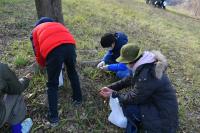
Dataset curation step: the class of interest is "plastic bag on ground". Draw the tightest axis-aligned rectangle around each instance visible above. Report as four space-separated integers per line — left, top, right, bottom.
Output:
59 64 64 87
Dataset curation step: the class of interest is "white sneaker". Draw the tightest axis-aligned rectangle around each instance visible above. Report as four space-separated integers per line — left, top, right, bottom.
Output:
21 118 33 133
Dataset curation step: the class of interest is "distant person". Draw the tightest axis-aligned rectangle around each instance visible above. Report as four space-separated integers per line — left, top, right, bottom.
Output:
97 32 131 79
30 17 82 126
0 62 32 133
146 0 166 9
99 43 178 133
155 0 166 9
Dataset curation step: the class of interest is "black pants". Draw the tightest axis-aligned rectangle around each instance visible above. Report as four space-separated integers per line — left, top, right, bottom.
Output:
46 44 82 118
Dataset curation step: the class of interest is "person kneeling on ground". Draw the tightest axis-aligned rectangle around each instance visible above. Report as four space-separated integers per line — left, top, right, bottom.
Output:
0 62 32 133
30 17 82 126
99 43 178 133
97 32 132 79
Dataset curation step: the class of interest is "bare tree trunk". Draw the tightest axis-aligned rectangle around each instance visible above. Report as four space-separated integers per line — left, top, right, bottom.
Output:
35 0 64 23
194 0 200 17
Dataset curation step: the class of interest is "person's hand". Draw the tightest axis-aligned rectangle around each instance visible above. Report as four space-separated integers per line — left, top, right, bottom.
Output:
25 73 32 80
97 61 105 69
99 87 113 98
100 65 108 71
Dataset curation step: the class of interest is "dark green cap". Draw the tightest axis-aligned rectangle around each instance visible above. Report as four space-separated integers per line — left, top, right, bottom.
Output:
116 43 141 63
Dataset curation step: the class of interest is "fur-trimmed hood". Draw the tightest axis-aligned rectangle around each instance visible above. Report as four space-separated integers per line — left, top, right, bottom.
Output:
151 50 168 79
132 50 168 79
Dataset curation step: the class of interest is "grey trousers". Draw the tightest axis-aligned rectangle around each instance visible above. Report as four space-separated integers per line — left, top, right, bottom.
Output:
0 95 26 127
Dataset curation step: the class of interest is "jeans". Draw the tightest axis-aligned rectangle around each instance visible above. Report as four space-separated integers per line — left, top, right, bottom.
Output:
122 105 141 133
46 44 82 119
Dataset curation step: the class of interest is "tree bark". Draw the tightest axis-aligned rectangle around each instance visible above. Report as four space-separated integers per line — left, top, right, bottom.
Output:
194 0 200 17
34 0 64 23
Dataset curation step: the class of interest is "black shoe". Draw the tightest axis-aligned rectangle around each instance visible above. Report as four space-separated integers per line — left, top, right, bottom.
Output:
47 114 59 127
72 100 82 106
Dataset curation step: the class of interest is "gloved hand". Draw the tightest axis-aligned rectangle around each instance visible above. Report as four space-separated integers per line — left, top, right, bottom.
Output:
25 73 32 80
97 61 105 69
100 65 108 71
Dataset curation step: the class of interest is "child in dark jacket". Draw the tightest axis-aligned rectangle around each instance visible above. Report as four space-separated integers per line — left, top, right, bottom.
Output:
97 32 131 79
30 17 82 126
0 62 32 133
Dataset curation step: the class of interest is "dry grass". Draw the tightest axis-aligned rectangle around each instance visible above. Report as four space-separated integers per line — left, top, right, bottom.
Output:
0 0 200 132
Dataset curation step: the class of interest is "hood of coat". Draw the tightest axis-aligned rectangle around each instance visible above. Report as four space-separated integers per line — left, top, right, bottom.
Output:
132 50 168 79
112 32 128 52
151 50 168 79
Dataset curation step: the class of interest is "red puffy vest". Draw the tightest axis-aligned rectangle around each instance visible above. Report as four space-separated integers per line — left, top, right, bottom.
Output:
32 22 76 67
